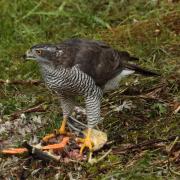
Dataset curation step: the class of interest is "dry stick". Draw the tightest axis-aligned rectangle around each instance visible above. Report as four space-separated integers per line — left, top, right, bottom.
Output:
112 140 165 154
174 104 180 114
102 82 168 108
120 93 166 103
112 136 180 154
0 79 42 86
10 102 46 120
169 166 180 176
167 136 180 176
88 149 112 165
167 136 179 153
151 145 180 167
125 150 148 168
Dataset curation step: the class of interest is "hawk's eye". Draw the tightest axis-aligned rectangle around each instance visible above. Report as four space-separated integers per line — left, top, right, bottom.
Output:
36 50 42 55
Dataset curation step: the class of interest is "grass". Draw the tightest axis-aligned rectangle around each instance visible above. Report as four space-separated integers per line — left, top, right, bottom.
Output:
0 0 180 179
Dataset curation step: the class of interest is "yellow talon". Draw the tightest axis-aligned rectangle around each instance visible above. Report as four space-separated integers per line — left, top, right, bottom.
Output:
42 133 56 142
79 128 94 154
42 116 68 142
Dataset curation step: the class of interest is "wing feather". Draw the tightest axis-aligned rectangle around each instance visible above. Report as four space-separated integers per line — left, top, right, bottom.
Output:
54 39 158 87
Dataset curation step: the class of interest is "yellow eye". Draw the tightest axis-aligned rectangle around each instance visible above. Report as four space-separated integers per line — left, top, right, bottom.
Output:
36 50 42 55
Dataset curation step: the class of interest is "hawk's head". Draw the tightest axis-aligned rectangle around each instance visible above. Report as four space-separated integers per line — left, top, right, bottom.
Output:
24 44 63 64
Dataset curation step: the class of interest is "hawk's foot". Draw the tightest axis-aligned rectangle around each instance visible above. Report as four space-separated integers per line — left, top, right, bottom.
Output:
42 133 56 142
78 128 94 154
42 117 68 142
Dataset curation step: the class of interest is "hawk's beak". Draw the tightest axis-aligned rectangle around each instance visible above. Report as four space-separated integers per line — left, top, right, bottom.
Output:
23 50 36 61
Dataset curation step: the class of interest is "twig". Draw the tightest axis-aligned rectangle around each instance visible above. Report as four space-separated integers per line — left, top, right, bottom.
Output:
112 139 166 154
152 156 179 166
88 149 112 164
167 136 179 153
169 166 180 176
119 94 166 103
96 149 112 162
174 104 180 114
0 79 42 86
125 150 147 168
167 136 180 176
10 102 46 120
102 82 168 108
113 136 180 155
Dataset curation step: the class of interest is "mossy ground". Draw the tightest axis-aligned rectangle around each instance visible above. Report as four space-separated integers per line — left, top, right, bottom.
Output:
0 0 179 179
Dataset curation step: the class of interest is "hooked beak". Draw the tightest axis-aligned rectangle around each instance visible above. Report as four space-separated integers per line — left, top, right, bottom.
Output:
23 50 36 61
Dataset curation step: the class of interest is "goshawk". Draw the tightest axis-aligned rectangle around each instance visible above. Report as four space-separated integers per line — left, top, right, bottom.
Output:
25 39 159 154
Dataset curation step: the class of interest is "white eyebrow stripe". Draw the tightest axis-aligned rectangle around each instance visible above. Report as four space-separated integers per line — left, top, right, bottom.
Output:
46 47 56 51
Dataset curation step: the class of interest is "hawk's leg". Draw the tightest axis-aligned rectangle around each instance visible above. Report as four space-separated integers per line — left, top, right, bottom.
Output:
78 94 101 154
42 95 75 142
59 115 67 134
59 94 76 134
42 116 68 142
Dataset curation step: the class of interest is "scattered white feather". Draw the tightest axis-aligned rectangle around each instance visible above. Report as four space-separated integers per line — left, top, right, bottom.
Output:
20 113 26 119
112 100 135 112
0 114 46 148
32 115 42 124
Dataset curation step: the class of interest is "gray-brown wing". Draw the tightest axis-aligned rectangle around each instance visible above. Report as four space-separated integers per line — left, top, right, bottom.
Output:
54 39 137 86
53 39 158 86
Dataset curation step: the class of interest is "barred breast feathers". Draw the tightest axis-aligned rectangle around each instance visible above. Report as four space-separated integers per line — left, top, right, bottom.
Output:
39 63 103 98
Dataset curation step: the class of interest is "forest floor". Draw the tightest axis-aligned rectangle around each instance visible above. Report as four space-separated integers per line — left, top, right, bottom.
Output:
0 0 180 179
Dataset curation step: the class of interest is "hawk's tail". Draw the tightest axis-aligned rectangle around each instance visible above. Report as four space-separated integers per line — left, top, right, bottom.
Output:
125 63 160 76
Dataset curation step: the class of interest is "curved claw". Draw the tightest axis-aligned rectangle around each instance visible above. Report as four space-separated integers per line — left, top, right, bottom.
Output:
59 127 67 135
42 133 56 142
42 117 68 142
78 128 94 154
79 137 93 154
